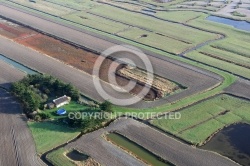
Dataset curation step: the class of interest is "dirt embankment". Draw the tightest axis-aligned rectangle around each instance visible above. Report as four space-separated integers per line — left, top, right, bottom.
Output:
0 17 159 100
117 66 181 99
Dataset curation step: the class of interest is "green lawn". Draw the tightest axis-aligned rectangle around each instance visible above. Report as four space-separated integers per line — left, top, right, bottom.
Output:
151 94 250 145
28 122 80 154
44 101 91 119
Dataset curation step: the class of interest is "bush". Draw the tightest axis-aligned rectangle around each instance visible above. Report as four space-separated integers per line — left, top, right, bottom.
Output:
34 115 42 121
100 100 113 113
38 112 51 120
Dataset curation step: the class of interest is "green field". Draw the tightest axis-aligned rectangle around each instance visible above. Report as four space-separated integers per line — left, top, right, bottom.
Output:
156 11 204 23
151 94 250 145
63 12 128 34
197 46 250 68
185 14 250 78
187 51 250 79
28 122 80 154
6 0 218 54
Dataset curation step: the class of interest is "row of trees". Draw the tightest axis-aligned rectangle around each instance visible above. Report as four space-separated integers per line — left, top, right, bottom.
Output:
21 74 79 100
11 74 80 113
11 82 42 113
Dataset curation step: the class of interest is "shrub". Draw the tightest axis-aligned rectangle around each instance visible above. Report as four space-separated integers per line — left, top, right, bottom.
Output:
100 100 113 113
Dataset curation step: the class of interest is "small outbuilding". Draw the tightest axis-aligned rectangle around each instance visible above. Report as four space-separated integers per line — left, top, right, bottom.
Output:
47 102 55 109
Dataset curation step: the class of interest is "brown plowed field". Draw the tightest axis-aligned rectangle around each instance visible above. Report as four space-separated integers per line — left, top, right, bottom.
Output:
0 4 222 108
0 88 45 166
224 78 250 100
0 19 157 100
0 60 26 89
65 118 238 166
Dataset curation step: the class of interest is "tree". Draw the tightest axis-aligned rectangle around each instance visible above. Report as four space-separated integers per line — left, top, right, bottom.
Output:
11 82 26 96
100 100 113 112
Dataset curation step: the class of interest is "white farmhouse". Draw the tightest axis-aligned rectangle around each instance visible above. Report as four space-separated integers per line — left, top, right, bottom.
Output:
53 95 71 108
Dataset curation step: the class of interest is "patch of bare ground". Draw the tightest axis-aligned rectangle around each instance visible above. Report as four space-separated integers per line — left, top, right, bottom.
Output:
84 158 100 166
224 78 250 99
65 118 238 166
0 60 26 89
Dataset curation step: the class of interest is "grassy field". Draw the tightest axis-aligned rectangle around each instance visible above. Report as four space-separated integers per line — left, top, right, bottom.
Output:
184 14 250 79
187 51 250 79
118 28 192 54
151 94 250 145
197 46 250 68
44 101 91 119
156 11 204 23
8 0 74 16
89 5 218 43
8 0 219 54
63 12 128 34
46 148 76 166
28 122 80 154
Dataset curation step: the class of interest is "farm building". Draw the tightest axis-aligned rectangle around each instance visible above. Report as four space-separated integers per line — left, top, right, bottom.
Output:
53 95 71 108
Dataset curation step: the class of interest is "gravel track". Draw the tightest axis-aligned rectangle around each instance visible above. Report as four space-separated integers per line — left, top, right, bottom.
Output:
0 88 45 166
65 118 239 166
0 60 26 89
0 4 221 108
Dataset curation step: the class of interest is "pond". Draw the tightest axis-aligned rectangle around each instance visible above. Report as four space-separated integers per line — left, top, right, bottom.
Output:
206 16 250 32
66 150 88 161
201 123 250 166
107 133 173 166
0 54 37 74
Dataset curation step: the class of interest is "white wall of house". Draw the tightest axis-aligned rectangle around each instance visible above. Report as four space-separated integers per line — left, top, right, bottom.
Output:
56 101 69 108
